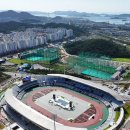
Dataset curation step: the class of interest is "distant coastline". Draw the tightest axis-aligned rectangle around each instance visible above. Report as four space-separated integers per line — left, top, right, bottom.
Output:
30 11 130 25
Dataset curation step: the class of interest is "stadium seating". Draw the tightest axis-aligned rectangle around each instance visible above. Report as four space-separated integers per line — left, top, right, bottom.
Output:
73 106 96 123
15 76 123 109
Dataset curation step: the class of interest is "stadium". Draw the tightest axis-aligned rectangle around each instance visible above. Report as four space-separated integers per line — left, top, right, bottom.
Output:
4 74 125 130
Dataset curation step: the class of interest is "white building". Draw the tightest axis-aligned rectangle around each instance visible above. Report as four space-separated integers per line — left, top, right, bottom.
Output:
0 28 73 55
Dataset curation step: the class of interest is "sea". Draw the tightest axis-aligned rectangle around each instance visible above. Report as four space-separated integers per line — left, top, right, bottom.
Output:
31 12 130 25
82 16 130 25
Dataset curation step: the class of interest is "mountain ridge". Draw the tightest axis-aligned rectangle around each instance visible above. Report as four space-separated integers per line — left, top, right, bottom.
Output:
0 10 46 23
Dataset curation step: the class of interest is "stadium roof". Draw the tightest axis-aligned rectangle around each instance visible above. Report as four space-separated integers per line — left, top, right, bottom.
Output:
48 74 124 102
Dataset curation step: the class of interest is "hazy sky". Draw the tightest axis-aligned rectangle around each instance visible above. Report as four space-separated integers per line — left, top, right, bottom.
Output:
0 0 130 13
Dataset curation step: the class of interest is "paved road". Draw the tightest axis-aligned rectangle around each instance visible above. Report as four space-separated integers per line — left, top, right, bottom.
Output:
3 71 40 79
119 116 130 130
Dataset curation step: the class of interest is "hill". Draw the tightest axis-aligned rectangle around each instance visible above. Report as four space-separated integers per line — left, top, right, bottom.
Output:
0 10 46 23
0 10 35 19
64 39 130 58
0 21 37 33
115 14 130 17
0 10 87 25
53 11 100 17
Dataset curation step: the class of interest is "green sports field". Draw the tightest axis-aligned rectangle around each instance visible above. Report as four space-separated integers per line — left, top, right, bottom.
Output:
82 68 112 80
112 58 130 63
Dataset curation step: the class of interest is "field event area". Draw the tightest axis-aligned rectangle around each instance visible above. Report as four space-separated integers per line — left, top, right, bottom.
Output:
22 87 107 129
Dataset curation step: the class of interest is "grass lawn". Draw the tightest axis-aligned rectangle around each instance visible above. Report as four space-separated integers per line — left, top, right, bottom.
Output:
9 58 58 66
124 102 130 120
112 58 130 63
9 58 26 65
125 106 130 119
114 111 120 122
104 125 111 130
124 73 130 80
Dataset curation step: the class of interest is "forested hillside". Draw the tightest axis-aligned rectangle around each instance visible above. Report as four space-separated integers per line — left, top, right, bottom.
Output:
64 39 130 58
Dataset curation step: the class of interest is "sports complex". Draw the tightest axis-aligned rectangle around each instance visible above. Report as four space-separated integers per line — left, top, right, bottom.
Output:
18 48 121 80
19 47 60 63
67 53 125 80
4 74 125 130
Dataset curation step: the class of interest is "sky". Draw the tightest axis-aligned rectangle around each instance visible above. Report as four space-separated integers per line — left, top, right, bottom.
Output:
0 0 130 14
